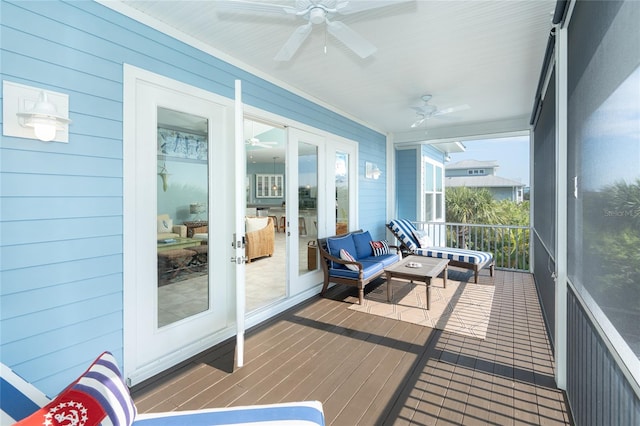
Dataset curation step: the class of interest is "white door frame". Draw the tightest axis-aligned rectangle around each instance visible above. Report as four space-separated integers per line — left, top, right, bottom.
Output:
122 65 236 385
326 137 359 235
122 66 363 382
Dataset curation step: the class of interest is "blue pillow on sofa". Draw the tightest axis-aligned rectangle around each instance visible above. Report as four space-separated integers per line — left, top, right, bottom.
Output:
352 231 374 259
326 234 357 260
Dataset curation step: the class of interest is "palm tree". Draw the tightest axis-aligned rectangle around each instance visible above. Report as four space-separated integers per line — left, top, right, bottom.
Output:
445 187 496 248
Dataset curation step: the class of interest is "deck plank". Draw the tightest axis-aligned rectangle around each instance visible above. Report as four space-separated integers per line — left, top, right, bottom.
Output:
131 269 572 425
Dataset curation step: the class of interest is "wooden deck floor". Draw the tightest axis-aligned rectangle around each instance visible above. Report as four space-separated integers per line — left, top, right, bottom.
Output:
131 269 573 425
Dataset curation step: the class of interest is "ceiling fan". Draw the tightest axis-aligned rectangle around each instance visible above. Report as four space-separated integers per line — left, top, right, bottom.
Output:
217 0 410 61
410 95 470 128
246 137 277 149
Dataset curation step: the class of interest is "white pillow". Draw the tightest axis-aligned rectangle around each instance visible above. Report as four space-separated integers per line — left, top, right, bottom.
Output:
246 216 269 233
412 229 432 248
340 249 359 271
157 217 173 233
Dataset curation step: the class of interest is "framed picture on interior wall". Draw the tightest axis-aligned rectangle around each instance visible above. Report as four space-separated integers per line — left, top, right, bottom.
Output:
157 127 208 161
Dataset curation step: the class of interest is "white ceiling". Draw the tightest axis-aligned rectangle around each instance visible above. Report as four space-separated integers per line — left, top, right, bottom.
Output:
111 0 555 146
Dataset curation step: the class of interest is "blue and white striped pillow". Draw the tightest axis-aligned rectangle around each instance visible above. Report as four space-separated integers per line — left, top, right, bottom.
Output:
370 240 390 256
16 352 136 426
388 219 419 251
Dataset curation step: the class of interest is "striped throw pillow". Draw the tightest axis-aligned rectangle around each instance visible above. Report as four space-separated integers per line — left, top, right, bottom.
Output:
16 352 136 426
370 240 390 256
339 249 359 271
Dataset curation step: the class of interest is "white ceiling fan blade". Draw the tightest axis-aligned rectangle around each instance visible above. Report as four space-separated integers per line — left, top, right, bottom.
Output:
410 116 426 128
215 0 296 15
326 20 376 59
433 104 470 116
274 23 313 61
335 0 413 15
411 105 437 115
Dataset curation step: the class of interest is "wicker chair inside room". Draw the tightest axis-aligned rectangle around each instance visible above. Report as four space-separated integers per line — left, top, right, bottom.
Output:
245 216 275 263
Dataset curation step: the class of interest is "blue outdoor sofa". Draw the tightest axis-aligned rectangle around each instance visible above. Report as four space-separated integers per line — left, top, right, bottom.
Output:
1 352 325 425
317 229 401 304
388 219 494 284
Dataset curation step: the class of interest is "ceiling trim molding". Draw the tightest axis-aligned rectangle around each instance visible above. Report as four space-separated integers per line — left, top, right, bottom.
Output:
97 1 386 135
392 115 531 145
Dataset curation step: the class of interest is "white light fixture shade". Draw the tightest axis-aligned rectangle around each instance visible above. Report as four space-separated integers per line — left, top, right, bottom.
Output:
365 161 382 180
17 92 70 142
3 81 71 143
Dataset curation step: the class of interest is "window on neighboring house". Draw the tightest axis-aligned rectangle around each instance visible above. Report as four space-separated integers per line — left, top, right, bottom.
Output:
467 169 485 175
424 158 444 222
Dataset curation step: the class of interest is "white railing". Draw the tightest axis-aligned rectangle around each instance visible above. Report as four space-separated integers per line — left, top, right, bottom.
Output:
414 221 531 272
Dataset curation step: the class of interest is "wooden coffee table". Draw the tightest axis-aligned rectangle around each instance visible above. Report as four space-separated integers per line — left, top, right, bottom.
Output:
384 255 449 310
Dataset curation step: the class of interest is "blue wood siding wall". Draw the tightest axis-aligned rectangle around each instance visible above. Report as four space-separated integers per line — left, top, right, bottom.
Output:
395 149 418 222
421 144 442 163
359 139 388 239
0 0 386 396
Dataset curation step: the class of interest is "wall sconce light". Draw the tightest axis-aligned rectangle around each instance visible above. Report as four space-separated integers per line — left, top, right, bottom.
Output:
3 81 71 143
444 153 452 162
365 161 382 180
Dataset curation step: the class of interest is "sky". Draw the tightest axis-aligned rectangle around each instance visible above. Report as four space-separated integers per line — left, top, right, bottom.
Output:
447 135 530 187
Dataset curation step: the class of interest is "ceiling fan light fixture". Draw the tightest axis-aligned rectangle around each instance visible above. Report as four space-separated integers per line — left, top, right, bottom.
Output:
220 0 409 61
309 7 326 25
409 94 470 128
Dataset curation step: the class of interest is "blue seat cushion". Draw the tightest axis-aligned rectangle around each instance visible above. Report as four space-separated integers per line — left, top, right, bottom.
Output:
352 230 374 259
326 234 357 268
360 253 400 268
327 234 356 259
329 260 383 280
415 247 493 265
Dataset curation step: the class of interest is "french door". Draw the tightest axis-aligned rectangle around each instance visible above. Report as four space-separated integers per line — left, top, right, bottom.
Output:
123 66 234 384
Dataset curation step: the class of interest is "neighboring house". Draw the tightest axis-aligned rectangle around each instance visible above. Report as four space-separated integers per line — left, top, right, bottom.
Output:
445 160 525 202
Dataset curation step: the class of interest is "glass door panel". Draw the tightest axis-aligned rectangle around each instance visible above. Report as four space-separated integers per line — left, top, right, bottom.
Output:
156 107 209 327
298 141 318 275
335 151 349 235
244 118 286 311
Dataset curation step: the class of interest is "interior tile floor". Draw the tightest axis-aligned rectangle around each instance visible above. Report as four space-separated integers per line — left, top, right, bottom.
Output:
158 231 316 327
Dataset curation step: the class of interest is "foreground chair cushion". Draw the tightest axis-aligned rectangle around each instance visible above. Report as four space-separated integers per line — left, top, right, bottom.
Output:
2 355 326 426
15 352 136 426
0 363 50 423
133 401 325 425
